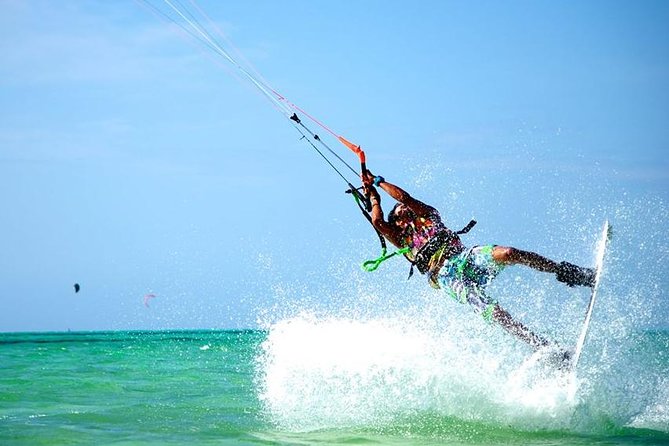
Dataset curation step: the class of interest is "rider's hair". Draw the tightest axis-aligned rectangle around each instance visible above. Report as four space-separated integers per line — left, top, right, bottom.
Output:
387 203 414 226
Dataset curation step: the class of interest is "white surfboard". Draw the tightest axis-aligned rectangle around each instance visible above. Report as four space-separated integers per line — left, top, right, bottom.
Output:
570 220 612 370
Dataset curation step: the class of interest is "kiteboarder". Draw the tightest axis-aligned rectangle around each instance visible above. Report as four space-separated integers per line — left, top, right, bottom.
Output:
361 170 595 349
136 0 595 351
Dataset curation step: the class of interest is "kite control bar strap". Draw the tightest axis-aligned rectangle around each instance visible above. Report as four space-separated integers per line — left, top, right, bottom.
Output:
362 246 411 272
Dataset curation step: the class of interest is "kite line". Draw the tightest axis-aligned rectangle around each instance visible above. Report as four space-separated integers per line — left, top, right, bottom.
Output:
137 0 407 269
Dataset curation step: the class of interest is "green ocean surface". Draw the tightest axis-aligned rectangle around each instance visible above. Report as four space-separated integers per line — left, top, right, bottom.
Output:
1 329 668 445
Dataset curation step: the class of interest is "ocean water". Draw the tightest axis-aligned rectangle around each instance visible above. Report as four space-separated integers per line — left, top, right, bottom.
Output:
1 326 668 445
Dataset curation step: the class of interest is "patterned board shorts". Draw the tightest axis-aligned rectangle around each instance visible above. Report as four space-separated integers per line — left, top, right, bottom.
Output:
436 245 506 320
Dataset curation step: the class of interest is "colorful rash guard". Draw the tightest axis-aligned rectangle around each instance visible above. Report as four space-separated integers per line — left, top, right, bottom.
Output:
401 215 443 257
398 212 464 274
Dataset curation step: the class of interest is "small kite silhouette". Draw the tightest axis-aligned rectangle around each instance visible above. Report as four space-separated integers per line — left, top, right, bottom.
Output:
144 293 157 308
73 283 80 293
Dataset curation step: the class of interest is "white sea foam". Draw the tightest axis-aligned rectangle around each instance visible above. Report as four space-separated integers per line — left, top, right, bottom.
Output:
256 306 581 432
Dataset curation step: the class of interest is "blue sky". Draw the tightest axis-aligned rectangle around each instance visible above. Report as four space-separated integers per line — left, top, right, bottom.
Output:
1 1 667 332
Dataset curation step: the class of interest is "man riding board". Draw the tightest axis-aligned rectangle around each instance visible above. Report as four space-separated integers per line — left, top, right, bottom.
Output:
361 170 595 350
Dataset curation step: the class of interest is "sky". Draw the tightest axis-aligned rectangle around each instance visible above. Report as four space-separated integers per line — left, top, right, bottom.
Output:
1 0 667 332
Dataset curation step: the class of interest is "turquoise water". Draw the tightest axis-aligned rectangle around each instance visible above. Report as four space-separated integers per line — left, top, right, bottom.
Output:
1 328 668 445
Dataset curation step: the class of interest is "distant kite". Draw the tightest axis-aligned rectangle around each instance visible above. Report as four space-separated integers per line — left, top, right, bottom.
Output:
144 293 157 308
74 283 80 293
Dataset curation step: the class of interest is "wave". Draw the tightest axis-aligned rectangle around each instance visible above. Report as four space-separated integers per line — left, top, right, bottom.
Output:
255 309 669 436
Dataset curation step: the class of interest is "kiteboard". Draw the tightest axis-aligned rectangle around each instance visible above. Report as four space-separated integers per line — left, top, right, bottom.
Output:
524 220 612 372
569 220 612 371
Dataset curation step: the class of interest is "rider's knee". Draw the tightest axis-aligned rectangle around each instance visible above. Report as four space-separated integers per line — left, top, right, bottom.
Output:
493 246 518 264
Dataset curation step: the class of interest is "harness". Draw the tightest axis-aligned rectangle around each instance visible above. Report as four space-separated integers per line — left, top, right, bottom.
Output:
407 219 477 278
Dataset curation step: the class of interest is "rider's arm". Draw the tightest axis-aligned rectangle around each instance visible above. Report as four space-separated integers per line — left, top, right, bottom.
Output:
373 176 437 218
365 184 405 248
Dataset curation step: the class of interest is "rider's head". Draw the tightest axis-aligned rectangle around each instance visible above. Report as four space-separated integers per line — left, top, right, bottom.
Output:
388 203 415 228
